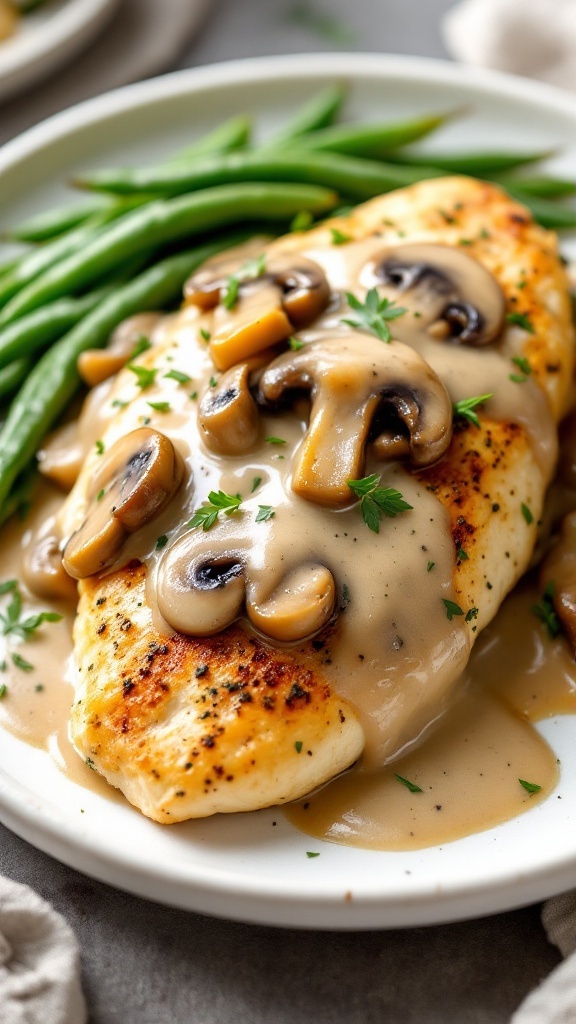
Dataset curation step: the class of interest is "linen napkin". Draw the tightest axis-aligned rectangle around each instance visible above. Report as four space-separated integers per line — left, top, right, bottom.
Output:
0 873 86 1024
442 0 576 92
0 0 211 144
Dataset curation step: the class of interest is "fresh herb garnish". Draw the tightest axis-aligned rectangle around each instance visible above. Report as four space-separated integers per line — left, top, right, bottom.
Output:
453 393 493 428
222 254 267 310
457 547 468 561
306 851 321 858
0 584 62 639
265 436 287 445
96 488 105 502
129 336 152 360
255 505 275 522
465 607 479 622
295 741 303 754
251 476 262 493
394 773 423 793
289 336 304 351
200 328 211 342
342 288 407 342
427 561 435 572
128 364 156 390
519 779 542 794
532 582 560 639
222 274 240 310
164 369 191 384
506 312 535 334
95 439 105 455
0 580 18 595
347 473 413 534
209 376 218 389
521 503 534 525
188 490 242 531
290 210 313 232
0 684 6 699
512 355 531 376
156 535 168 550
147 401 171 413
341 583 351 608
11 652 34 672
443 599 464 621
330 227 352 245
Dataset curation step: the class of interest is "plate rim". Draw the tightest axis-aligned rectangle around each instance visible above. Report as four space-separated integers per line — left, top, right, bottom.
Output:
2 51 576 929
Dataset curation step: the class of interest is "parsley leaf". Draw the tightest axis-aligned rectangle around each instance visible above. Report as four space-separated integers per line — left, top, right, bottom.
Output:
342 288 407 342
532 581 560 639
290 210 313 232
265 436 287 445
222 254 267 310
188 490 242 532
129 336 152 360
251 476 262 493
128 364 156 390
200 328 211 342
255 505 275 523
330 227 352 245
156 535 168 550
147 401 171 413
0 580 18 596
442 599 464 621
521 502 534 525
164 369 191 384
519 779 542 794
306 851 321 858
507 312 535 334
289 336 304 351
394 773 423 793
95 439 105 455
453 393 493 428
347 473 413 533
0 583 62 640
295 740 303 754
11 652 34 672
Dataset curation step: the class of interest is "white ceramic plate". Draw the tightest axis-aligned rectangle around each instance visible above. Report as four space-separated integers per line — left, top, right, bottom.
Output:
1 53 576 930
0 0 120 103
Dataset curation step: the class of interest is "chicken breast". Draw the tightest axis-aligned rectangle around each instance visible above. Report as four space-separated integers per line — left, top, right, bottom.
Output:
57 176 574 822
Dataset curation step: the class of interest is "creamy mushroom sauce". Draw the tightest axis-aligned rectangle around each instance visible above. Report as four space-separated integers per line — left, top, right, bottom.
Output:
0 235 572 849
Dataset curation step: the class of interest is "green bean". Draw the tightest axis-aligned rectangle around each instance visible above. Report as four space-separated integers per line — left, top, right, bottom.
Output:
268 85 345 143
0 358 32 401
503 188 576 229
5 201 108 244
497 176 576 199
0 183 337 327
74 148 435 199
0 204 138 308
290 112 457 158
0 467 36 529
0 290 107 369
0 238 247 509
171 114 252 163
385 150 554 174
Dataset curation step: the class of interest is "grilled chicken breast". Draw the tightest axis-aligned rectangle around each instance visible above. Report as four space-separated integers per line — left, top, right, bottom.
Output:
58 176 575 822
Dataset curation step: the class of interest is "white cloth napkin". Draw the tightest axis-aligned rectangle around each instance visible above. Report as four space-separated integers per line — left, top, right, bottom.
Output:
442 0 576 92
0 0 211 144
0 874 86 1024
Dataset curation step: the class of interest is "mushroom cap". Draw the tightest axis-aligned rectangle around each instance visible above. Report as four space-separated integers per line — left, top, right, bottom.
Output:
63 427 184 580
363 242 506 346
246 563 336 642
157 544 246 636
258 335 453 507
23 529 78 602
198 363 260 455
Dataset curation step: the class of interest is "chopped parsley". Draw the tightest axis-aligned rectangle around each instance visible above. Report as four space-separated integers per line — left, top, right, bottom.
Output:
290 210 313 232
427 561 435 572
0 584 62 639
96 489 105 502
147 401 171 413
0 580 17 596
330 227 352 245
129 336 152 360
342 288 407 343
347 473 412 534
465 607 479 623
457 547 469 561
394 773 423 793
156 535 168 550
519 779 542 794
265 436 287 445
255 505 275 522
95 439 105 455
521 503 534 525
222 253 267 310
442 599 464 621
341 583 351 608
289 336 304 351
532 581 560 639
306 851 321 858
200 328 211 342
251 476 262 493
222 274 240 310
188 490 242 531
209 376 218 389
11 652 34 672
295 741 303 754
0 684 6 699
453 393 493 428
164 369 191 384
506 312 535 334
128 364 156 390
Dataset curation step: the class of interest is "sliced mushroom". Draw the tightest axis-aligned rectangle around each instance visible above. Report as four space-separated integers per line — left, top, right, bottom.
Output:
258 335 453 507
198 363 260 455
246 563 335 642
540 510 576 655
185 254 330 371
157 527 336 643
22 525 77 602
63 428 184 579
77 313 161 387
362 243 505 346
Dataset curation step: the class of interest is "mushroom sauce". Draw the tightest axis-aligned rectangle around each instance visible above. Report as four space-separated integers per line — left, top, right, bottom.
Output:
0 232 574 849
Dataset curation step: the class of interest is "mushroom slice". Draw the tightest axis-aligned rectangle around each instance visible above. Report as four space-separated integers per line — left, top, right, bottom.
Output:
63 428 184 579
540 510 576 655
77 313 161 387
186 254 330 371
157 536 246 636
364 243 505 346
246 563 336 643
198 364 260 455
259 335 453 507
22 524 77 602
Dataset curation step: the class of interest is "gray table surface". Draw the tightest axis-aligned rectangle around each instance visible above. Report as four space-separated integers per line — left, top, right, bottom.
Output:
0 1 563 1021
